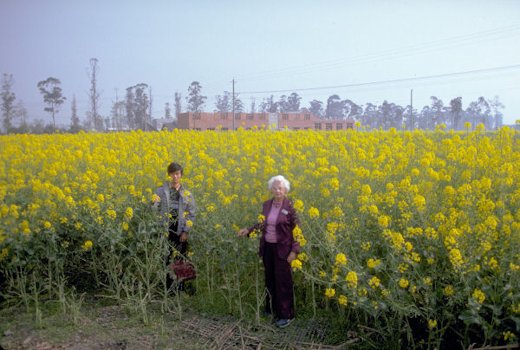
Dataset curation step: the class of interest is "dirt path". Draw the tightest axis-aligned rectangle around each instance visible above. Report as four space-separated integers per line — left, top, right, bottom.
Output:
1 305 354 350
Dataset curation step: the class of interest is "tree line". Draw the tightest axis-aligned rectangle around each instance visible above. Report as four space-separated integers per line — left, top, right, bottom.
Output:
1 64 507 134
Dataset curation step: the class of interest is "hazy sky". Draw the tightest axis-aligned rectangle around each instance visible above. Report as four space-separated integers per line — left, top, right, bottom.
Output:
1 0 520 126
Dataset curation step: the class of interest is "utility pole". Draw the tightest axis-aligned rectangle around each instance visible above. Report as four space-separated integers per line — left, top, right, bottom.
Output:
410 89 414 130
232 78 235 130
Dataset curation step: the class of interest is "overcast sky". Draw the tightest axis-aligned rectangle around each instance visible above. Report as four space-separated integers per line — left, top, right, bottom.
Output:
1 0 520 126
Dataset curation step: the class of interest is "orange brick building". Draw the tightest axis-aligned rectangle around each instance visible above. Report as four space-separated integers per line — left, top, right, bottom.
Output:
177 112 354 131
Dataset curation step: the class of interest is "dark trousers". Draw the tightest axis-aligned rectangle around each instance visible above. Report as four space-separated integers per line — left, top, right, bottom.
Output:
165 221 188 290
262 242 295 320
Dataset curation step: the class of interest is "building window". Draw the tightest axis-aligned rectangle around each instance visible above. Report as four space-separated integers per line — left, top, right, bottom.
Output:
207 127 215 131
194 128 201 131
222 127 228 131
259 114 266 120
235 113 241 120
315 123 322 130
304 114 311 120
336 123 343 130
282 114 289 121
325 123 333 130
221 113 228 120
293 127 300 130
247 114 254 120
194 113 201 120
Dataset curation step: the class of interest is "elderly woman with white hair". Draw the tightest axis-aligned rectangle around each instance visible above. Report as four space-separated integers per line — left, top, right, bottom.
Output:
238 175 301 328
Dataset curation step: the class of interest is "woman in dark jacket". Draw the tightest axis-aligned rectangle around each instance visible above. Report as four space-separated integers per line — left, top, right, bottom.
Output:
238 175 301 328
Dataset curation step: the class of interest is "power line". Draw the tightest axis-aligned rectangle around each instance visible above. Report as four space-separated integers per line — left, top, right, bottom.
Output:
237 63 520 95
234 24 520 83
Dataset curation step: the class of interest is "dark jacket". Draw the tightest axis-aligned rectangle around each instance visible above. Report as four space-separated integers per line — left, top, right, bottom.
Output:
153 182 196 235
248 197 301 259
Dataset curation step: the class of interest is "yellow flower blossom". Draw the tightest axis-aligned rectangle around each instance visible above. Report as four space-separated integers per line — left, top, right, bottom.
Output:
428 319 437 329
345 271 358 288
291 259 302 271
82 240 93 251
293 199 304 213
325 288 335 298
472 288 486 304
367 258 381 269
399 278 410 289
368 276 381 289
124 207 133 220
335 253 347 266
308 207 320 218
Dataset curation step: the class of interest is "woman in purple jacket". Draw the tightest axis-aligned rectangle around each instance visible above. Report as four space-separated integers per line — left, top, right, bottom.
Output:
238 175 301 328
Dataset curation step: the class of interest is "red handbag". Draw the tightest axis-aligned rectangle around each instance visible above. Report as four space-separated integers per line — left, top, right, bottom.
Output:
169 260 196 281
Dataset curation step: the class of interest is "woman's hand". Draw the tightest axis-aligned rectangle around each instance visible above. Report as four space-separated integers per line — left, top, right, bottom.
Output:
287 251 297 263
237 228 249 237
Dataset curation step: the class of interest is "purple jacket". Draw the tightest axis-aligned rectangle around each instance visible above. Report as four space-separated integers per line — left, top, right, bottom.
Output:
248 198 301 259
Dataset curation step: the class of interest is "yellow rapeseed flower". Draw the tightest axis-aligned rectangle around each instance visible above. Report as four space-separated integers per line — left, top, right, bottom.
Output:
308 207 320 218
325 288 335 298
345 271 358 288
82 240 93 251
428 319 438 329
125 207 133 221
399 278 410 289
369 276 381 289
291 259 302 271
335 253 347 266
367 258 381 269
472 288 486 304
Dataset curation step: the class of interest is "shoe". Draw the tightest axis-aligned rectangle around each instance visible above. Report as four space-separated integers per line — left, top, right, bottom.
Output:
275 318 294 328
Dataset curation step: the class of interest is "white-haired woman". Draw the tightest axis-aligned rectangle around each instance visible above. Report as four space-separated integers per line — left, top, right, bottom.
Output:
238 175 301 328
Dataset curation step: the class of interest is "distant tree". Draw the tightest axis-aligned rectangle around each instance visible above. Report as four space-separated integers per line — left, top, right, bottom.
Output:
449 97 463 130
111 100 126 130
164 102 172 119
325 94 344 119
124 83 150 130
186 81 206 112
125 87 136 129
233 95 244 113
174 92 182 118
15 100 28 127
278 95 289 112
1 73 16 132
70 95 81 132
309 99 324 117
488 96 504 129
37 77 66 131
148 86 153 125
378 101 404 129
361 103 378 129
418 105 431 130
466 97 491 130
430 96 445 129
343 99 362 120
215 91 231 112
404 103 418 130
259 95 277 113
87 58 103 131
287 92 301 112
134 83 150 130
7 100 30 133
